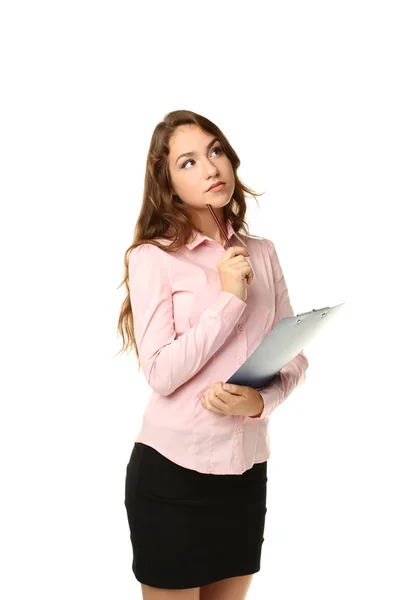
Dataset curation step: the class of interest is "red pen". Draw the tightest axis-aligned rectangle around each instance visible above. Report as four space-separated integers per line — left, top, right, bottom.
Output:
206 203 252 282
206 203 233 248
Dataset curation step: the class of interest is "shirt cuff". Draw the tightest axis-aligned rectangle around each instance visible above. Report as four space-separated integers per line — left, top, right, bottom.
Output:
251 375 285 419
250 391 268 419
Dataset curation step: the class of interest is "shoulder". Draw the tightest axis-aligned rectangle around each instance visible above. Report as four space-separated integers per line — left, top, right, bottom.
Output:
241 232 275 253
128 241 168 270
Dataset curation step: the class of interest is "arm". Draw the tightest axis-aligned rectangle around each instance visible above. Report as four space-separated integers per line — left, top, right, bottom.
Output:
129 243 247 396
251 239 309 419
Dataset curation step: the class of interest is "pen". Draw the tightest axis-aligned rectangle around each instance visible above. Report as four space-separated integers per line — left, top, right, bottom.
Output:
206 204 233 248
206 203 251 282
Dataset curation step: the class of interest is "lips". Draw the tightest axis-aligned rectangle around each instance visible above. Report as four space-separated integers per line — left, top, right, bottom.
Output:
207 181 225 191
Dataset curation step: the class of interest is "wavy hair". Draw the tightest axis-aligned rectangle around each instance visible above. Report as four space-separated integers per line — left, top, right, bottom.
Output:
116 109 265 368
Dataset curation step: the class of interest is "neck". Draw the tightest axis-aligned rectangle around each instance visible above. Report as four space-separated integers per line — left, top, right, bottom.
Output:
194 208 227 244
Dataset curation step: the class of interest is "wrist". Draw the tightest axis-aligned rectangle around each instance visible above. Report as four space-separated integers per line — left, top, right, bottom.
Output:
250 393 264 418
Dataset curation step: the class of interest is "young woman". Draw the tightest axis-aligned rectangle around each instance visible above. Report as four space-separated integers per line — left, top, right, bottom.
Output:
117 110 309 600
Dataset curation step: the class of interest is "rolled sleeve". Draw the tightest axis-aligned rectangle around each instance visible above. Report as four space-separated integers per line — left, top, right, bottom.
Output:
253 240 310 418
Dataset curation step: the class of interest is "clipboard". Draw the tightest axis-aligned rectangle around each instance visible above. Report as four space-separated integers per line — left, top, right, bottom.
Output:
225 302 345 389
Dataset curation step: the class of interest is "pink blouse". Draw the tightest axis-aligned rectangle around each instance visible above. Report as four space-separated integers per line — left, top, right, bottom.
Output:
128 219 309 474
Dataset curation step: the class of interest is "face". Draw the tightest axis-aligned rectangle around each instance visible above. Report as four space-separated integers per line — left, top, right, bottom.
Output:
168 124 235 219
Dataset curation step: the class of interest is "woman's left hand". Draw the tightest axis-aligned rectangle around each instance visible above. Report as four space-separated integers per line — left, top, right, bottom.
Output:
200 381 264 418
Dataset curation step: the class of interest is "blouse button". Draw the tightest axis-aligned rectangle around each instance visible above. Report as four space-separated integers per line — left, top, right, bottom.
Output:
238 324 244 331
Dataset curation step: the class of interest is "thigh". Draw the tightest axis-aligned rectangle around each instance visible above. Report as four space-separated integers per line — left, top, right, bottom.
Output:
200 574 254 600
141 583 200 600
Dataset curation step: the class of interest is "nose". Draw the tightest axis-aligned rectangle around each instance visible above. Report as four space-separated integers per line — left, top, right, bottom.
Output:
205 161 218 178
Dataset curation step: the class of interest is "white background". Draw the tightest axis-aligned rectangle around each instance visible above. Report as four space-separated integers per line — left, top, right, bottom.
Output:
1 1 399 599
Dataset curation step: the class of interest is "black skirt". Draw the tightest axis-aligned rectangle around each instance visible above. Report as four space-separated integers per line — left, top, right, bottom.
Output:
124 442 268 590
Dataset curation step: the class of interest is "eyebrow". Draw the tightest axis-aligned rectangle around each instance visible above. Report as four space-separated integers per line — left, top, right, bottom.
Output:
175 137 220 165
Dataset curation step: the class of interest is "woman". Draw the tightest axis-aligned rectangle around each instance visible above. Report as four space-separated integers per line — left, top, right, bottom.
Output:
117 110 309 600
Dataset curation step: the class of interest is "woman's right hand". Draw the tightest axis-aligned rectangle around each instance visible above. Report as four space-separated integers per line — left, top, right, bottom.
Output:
217 246 254 302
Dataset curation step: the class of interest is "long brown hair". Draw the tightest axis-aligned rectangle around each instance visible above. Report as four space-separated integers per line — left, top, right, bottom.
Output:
116 109 265 368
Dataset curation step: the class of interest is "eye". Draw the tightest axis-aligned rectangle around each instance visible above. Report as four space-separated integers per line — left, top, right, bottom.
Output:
181 146 222 169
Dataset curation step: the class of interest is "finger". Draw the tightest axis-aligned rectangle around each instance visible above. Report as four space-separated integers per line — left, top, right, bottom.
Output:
214 381 231 399
211 388 230 407
222 383 245 396
205 392 227 415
